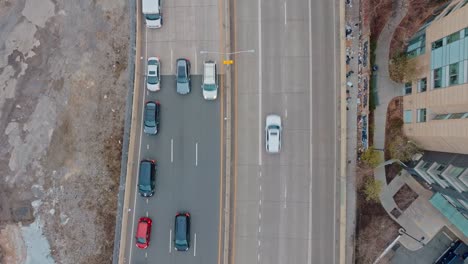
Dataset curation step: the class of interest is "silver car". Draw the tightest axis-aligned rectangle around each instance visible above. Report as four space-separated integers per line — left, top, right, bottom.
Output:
265 114 282 153
202 61 218 100
147 57 160 92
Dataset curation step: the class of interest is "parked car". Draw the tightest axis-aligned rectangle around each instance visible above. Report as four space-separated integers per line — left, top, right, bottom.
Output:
174 212 190 251
142 0 162 28
144 101 160 135
176 58 191 95
265 114 282 153
136 217 152 249
147 57 160 91
202 61 218 100
138 160 156 197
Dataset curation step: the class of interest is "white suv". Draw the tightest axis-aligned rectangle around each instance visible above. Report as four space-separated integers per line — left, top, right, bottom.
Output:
265 115 282 153
202 61 218 100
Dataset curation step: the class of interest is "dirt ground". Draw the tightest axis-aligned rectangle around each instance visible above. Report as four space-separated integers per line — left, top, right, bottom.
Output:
384 97 403 183
354 167 400 264
390 0 450 57
0 0 129 263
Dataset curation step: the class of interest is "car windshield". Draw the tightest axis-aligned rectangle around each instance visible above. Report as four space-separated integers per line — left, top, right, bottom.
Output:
137 237 146 244
139 184 152 191
175 239 187 246
145 14 160 20
177 66 187 82
204 84 217 91
268 125 280 130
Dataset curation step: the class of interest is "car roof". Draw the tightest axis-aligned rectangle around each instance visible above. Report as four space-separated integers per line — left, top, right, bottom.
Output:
139 161 152 184
137 220 148 238
175 215 187 238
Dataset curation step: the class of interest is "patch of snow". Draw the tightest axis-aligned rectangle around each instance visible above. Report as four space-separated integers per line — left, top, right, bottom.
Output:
21 218 55 264
22 0 55 28
60 213 69 226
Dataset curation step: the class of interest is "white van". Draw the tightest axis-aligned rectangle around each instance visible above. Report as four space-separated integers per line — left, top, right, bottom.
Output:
142 0 162 28
202 61 218 100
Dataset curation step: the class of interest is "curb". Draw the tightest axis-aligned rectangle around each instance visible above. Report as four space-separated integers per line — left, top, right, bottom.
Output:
339 0 348 262
114 0 140 263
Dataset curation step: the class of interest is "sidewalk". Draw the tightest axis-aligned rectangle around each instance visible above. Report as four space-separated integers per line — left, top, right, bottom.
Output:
372 0 407 150
344 0 364 262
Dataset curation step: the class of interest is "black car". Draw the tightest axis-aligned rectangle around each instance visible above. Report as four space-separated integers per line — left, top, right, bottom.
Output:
138 160 156 197
176 58 191 95
174 212 190 251
144 101 160 135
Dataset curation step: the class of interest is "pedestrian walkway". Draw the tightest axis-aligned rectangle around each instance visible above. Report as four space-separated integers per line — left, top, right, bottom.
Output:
372 0 407 150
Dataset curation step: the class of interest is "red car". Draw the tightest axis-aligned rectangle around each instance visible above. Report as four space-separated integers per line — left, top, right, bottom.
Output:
136 217 152 249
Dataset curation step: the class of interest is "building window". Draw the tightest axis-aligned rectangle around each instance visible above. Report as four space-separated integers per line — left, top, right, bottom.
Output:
404 82 412 95
422 161 432 170
447 32 460 44
406 33 426 58
462 0 468 9
404 110 412 123
432 39 443 50
448 166 465 178
433 68 442 88
449 63 459 85
417 108 427 122
418 78 427 92
444 5 456 17
448 113 466 119
436 164 447 172
433 114 450 120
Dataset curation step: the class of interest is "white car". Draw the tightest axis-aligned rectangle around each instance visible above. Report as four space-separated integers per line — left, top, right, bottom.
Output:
202 61 218 100
265 114 282 153
147 57 160 91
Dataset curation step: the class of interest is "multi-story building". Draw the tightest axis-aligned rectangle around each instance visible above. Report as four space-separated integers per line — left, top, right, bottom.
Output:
403 0 468 154
403 0 468 237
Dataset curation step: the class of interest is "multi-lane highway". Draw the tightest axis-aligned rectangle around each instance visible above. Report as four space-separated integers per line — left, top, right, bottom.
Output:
232 0 340 264
120 0 342 263
121 0 225 263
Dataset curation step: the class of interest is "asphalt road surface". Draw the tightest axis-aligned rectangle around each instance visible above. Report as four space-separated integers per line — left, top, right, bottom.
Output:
123 0 223 263
232 0 340 263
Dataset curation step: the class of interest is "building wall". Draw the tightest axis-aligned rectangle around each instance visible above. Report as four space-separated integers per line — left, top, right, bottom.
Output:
403 0 468 154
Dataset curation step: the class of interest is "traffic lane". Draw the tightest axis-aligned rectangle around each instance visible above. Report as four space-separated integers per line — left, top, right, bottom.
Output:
309 0 339 262
145 3 220 76
138 76 221 264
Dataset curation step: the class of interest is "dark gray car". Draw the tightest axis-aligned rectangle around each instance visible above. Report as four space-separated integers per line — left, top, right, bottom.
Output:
143 101 160 135
138 160 156 197
176 58 191 95
174 212 190 251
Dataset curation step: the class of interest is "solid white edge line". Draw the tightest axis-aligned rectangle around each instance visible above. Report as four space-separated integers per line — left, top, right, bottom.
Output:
169 229 172 253
307 0 313 262
284 2 287 25
171 138 174 163
171 48 174 73
194 233 197 256
332 0 338 262
194 47 198 74
128 27 148 264
258 0 263 167
195 142 198 166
